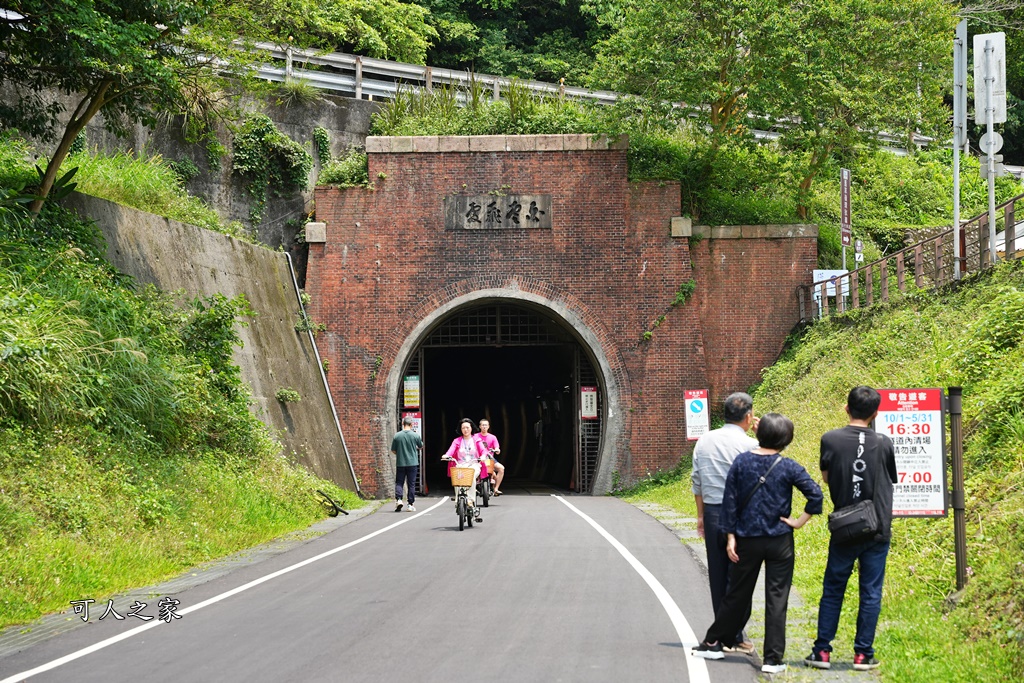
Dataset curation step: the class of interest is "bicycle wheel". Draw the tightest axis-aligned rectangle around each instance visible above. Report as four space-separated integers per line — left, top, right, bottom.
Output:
467 505 474 528
457 496 466 531
481 479 490 507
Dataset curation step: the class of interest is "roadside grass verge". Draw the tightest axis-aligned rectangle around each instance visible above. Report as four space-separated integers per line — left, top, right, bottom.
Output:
0 424 361 629
617 261 1024 682
0 182 363 630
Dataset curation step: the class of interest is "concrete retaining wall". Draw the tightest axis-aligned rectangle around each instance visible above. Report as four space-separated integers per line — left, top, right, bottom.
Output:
63 193 359 492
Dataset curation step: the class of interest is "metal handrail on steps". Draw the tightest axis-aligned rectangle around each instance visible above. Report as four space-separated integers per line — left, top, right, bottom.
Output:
798 193 1024 322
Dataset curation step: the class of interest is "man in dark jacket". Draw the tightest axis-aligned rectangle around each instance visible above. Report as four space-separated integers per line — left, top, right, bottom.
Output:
805 386 898 672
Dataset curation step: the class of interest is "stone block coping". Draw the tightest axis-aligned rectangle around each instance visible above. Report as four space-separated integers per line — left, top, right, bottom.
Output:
304 222 327 243
364 134 629 153
691 224 818 239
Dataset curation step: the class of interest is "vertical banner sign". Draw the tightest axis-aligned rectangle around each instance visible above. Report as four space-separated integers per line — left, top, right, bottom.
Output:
840 168 852 247
876 389 947 517
403 375 420 409
581 386 598 420
685 389 710 441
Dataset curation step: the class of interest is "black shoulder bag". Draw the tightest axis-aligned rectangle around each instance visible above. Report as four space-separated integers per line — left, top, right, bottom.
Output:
826 434 881 544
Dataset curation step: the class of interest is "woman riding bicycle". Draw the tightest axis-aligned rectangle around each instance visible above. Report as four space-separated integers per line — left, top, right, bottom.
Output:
442 418 488 522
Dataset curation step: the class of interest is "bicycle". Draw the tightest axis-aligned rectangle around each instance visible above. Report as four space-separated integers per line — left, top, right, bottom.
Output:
442 456 483 530
477 456 494 508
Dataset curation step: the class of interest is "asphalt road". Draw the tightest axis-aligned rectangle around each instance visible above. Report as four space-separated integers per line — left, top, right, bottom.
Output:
0 490 763 683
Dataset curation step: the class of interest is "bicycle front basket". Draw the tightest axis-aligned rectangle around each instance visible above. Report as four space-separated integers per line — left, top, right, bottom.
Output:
451 467 475 488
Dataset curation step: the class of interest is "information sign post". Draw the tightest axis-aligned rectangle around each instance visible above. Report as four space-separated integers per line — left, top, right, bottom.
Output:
685 389 710 441
875 388 947 517
581 386 599 420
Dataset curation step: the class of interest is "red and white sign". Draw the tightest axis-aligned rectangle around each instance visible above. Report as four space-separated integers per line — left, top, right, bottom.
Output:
685 389 710 441
876 388 946 517
581 386 598 420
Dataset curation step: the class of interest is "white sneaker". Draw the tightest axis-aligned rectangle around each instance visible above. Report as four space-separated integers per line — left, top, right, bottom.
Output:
407 503 416 512
761 662 787 674
395 500 403 512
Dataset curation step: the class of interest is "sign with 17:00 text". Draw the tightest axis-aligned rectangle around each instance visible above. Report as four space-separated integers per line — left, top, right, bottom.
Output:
875 388 947 517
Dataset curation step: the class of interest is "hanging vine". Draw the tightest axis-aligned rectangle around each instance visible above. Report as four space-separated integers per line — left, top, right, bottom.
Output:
231 114 312 224
312 126 332 167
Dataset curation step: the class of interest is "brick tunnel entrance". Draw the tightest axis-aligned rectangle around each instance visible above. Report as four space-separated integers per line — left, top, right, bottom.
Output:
398 301 603 494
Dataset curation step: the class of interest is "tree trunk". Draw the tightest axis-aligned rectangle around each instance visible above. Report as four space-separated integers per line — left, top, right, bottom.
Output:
28 82 112 216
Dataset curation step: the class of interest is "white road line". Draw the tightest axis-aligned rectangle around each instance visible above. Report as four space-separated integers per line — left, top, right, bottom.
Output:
0 498 448 683
553 495 711 683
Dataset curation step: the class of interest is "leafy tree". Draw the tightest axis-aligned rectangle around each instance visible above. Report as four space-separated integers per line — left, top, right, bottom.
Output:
760 0 957 217
419 0 608 84
592 0 958 218
0 0 437 216
591 0 775 145
0 1 260 215
249 0 436 62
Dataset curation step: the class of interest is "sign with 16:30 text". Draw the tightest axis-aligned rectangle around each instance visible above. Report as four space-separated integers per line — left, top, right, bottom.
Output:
875 388 947 517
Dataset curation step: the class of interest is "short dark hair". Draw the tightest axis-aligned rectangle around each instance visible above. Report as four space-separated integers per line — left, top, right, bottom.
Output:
756 413 794 451
723 392 753 423
402 416 414 426
847 386 881 420
459 417 475 430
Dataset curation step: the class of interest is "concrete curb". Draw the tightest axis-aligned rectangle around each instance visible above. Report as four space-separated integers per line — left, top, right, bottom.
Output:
0 501 385 660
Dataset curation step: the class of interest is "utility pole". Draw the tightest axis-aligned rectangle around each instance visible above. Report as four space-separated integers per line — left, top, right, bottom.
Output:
952 21 967 279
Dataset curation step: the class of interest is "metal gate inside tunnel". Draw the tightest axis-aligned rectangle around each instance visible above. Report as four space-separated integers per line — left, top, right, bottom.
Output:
397 303 604 495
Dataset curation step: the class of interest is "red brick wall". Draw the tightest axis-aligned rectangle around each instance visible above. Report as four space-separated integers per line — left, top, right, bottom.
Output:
307 142 815 495
690 229 818 406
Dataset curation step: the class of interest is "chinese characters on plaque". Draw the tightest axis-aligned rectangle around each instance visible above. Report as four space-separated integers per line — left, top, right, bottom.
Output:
445 195 552 231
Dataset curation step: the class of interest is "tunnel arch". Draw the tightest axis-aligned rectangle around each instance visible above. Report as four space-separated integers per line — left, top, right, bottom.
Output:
380 287 627 495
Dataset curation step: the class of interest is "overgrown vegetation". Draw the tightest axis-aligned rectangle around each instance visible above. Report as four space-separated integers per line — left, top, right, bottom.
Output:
67 148 252 241
231 114 313 225
0 135 360 631
319 147 371 187
370 87 1023 267
619 260 1024 681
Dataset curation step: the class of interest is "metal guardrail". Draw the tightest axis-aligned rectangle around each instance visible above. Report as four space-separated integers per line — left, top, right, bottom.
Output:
254 42 620 104
252 42 933 150
798 193 1024 322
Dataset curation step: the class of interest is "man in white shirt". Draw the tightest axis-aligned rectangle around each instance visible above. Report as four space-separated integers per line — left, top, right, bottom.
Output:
692 392 759 654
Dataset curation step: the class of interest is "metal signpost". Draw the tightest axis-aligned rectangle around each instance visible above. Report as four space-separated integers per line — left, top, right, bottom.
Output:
952 20 967 279
684 389 709 441
877 388 968 590
974 32 1007 266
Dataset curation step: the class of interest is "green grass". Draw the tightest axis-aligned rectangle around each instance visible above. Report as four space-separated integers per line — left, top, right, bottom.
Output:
1 146 365 630
618 260 1024 682
64 149 251 241
0 424 363 628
